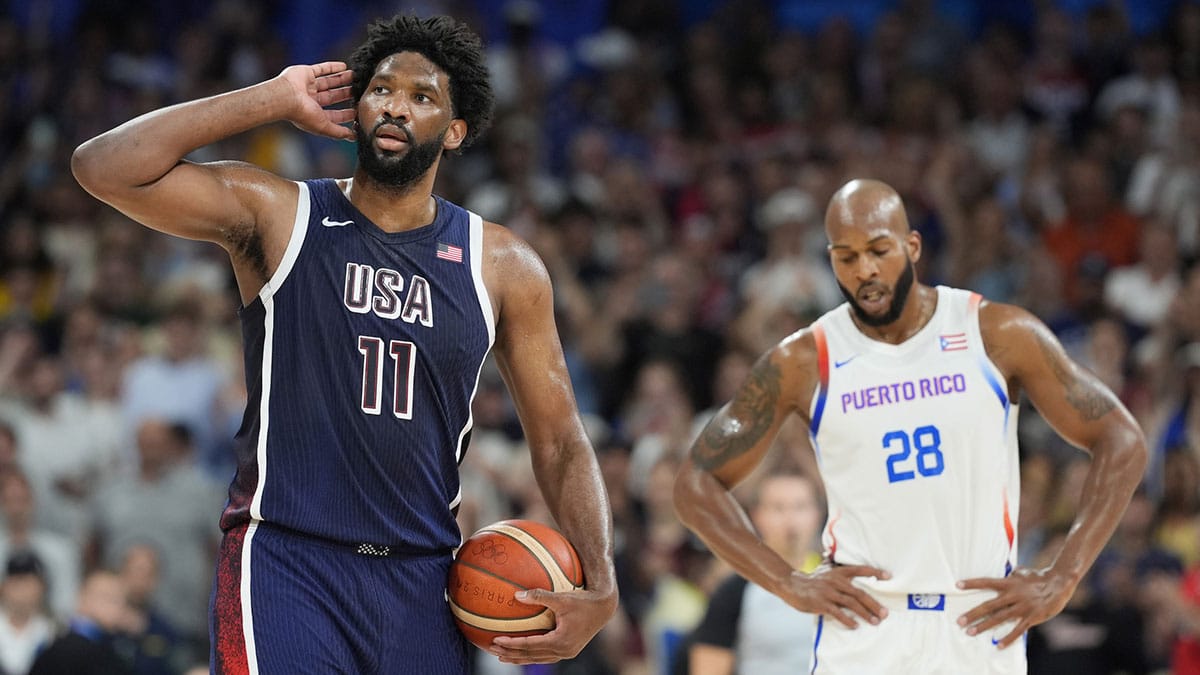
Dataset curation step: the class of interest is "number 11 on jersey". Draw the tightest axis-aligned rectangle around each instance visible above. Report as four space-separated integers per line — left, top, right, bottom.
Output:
358 335 416 418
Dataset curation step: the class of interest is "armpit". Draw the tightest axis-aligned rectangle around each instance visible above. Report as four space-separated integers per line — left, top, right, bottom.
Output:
222 221 269 283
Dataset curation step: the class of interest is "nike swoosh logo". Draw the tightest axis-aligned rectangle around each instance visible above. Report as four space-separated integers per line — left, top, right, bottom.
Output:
833 355 859 368
322 216 353 227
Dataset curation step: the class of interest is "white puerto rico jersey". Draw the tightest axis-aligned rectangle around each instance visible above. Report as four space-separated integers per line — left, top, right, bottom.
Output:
808 286 1018 595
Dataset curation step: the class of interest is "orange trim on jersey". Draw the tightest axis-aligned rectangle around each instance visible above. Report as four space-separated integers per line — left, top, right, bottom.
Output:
968 292 983 314
825 510 840 562
1002 491 1015 549
813 324 830 387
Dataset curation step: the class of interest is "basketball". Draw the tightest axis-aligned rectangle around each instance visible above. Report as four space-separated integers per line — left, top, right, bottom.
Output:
447 519 585 649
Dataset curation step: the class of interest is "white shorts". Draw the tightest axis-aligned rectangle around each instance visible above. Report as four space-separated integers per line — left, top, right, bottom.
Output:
811 592 1027 674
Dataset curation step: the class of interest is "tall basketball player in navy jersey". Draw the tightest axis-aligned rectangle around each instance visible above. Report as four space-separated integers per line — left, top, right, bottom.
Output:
675 180 1147 673
72 14 617 675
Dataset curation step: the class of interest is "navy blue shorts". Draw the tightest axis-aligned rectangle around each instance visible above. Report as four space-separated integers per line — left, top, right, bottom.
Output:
209 521 469 674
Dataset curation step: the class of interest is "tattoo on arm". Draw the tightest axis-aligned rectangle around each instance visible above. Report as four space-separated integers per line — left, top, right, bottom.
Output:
694 356 781 470
1036 332 1115 421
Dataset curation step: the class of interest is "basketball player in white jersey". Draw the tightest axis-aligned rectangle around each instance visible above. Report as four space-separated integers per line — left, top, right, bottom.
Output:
674 179 1147 674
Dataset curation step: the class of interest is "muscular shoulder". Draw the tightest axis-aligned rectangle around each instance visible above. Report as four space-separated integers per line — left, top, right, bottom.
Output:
208 161 298 244
208 159 294 190
480 221 551 322
765 327 821 414
977 299 1056 384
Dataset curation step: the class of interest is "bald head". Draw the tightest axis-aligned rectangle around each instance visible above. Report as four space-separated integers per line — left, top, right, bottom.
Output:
824 179 923 329
824 179 909 239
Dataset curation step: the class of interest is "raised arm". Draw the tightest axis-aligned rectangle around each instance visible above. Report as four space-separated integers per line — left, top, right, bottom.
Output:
71 63 356 299
482 223 617 664
959 301 1148 646
674 332 888 628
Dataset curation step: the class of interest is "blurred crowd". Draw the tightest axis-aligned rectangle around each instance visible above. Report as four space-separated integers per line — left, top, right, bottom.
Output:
1 0 1200 673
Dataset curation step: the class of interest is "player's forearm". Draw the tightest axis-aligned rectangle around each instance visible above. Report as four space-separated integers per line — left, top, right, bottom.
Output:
536 439 618 599
1048 421 1147 584
72 77 295 195
674 461 797 595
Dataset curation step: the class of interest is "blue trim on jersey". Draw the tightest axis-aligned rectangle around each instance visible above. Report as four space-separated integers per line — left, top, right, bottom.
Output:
811 388 828 437
976 353 1010 427
810 614 824 674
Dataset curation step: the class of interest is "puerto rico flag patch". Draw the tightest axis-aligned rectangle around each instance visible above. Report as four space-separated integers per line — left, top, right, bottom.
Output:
939 333 968 351
436 242 463 263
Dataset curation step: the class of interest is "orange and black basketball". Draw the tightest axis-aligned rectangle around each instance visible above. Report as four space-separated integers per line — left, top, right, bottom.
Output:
447 519 585 649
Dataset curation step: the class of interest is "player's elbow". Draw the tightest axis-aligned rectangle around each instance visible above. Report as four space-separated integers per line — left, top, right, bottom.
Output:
1118 422 1149 478
1098 417 1149 481
71 138 112 197
672 460 708 531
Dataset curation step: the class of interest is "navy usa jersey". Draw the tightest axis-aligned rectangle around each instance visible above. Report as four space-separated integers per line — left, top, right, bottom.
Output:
221 179 495 551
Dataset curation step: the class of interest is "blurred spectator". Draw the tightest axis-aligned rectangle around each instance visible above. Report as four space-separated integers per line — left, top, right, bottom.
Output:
89 419 224 652
1042 156 1142 312
1 355 116 544
1145 342 1200 482
622 360 696 502
638 456 712 675
0 214 61 332
1096 34 1180 149
0 552 54 675
965 55 1032 183
29 569 131 675
120 300 228 479
927 139 1029 304
686 471 823 675
1147 534 1200 674
1023 7 1088 139
739 187 839 311
0 470 80 621
690 349 754 441
486 0 571 115
1018 453 1054 568
1125 95 1200 259
1095 487 1183 671
465 114 567 222
610 253 724 418
0 421 19 475
1153 449 1200 569
1103 220 1182 333
1026 530 1150 675
112 543 191 675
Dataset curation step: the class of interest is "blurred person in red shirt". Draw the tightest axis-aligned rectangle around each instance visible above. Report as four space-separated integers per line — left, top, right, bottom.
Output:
1042 157 1142 311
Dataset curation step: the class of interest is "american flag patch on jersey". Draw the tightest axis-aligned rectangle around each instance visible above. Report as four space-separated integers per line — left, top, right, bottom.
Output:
436 242 463 263
939 333 968 351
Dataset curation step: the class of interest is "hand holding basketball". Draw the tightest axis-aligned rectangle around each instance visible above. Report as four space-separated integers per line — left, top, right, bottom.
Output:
448 519 618 664
448 520 585 649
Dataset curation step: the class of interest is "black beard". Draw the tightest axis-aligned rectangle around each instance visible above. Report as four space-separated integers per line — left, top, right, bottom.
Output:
838 256 916 327
356 122 445 189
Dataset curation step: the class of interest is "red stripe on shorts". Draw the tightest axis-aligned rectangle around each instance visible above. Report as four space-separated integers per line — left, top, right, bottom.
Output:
213 523 250 675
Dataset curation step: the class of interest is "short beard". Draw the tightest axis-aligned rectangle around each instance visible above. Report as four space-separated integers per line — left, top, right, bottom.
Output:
356 122 446 190
838 256 916 327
